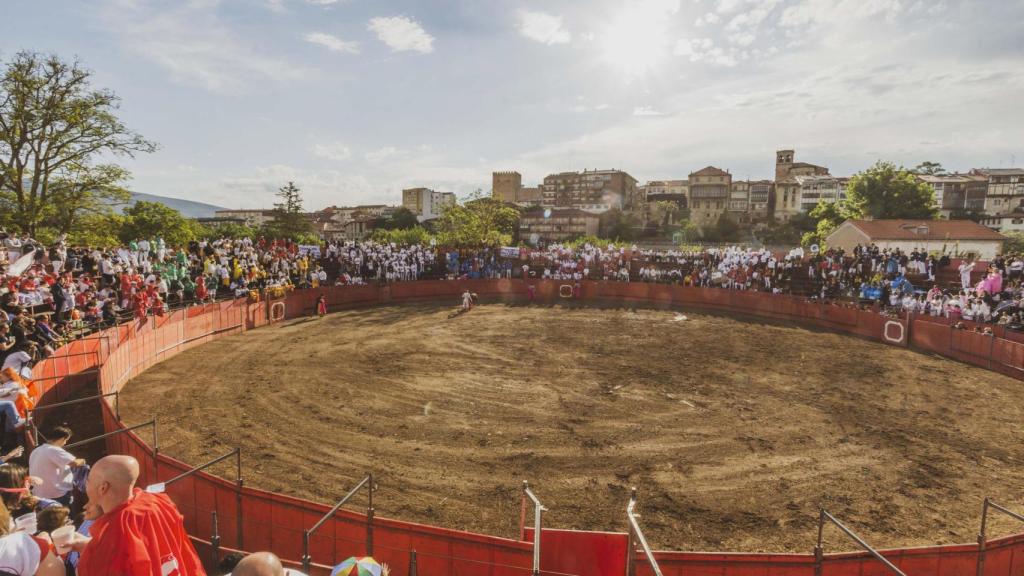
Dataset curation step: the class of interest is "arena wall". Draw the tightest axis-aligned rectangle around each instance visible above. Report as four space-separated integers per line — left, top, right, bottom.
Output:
28 280 1024 576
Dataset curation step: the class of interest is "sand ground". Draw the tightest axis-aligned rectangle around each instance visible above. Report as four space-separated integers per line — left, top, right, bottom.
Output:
120 302 1024 552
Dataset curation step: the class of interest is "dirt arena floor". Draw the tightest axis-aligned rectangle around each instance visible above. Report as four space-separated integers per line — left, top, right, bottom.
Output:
120 302 1024 552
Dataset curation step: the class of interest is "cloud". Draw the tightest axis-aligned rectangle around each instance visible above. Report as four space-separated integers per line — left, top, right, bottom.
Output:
311 142 352 161
364 146 400 162
695 12 720 26
368 16 434 53
306 0 344 4
780 0 904 28
304 31 360 53
633 106 665 116
517 10 571 45
674 38 738 67
100 1 306 93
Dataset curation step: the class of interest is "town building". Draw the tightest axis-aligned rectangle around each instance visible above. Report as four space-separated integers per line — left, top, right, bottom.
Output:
540 169 639 213
491 171 543 207
402 187 456 221
972 168 1024 215
916 174 989 218
794 174 850 213
773 149 830 221
979 214 1024 234
519 207 600 242
825 219 1006 260
728 180 750 223
492 171 522 204
688 166 732 227
748 180 774 220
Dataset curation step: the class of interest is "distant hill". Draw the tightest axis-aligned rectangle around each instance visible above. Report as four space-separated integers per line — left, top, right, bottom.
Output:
118 192 229 219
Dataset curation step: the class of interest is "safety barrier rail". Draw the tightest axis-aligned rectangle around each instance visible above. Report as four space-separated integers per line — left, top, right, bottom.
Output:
521 480 547 576
814 509 906 576
624 488 663 576
150 448 244 549
977 498 1024 576
28 391 120 444
301 473 375 574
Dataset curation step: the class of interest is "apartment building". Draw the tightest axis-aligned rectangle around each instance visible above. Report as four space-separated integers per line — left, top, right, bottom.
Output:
402 187 456 221
973 168 1024 215
689 166 732 227
519 207 600 242
540 169 639 213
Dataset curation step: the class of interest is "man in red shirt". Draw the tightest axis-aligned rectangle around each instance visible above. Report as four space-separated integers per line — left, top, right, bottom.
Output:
70 455 206 576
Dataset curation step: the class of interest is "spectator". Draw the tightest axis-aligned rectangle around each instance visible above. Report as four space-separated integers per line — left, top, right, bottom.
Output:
29 426 85 507
0 465 58 519
71 455 205 576
230 551 307 576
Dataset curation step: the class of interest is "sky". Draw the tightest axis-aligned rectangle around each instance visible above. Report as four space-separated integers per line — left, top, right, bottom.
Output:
2 0 1022 209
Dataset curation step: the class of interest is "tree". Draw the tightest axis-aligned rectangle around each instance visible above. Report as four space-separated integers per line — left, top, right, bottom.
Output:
599 208 641 241
119 201 202 246
434 191 520 246
267 181 313 239
47 162 131 235
913 161 947 176
0 52 156 234
381 207 419 230
844 161 938 220
705 213 740 242
801 201 848 247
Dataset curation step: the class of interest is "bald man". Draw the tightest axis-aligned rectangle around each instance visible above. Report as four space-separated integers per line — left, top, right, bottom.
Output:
231 552 307 576
71 455 206 576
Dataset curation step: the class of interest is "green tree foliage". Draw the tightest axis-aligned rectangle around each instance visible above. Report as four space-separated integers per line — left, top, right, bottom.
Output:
118 201 203 246
380 207 419 230
844 161 939 220
0 52 156 234
370 226 434 245
599 208 642 241
1004 232 1024 254
800 201 848 247
913 161 947 176
267 181 313 239
703 213 740 242
68 213 128 247
435 192 520 246
209 222 259 240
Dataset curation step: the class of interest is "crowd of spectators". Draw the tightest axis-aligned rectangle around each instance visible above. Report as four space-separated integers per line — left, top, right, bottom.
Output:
4 228 1024 573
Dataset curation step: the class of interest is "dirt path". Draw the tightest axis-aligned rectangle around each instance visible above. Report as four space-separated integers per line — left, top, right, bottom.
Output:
120 303 1024 552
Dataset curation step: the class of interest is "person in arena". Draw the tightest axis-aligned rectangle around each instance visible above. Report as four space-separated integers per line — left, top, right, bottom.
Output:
316 294 327 318
70 455 205 576
28 425 86 508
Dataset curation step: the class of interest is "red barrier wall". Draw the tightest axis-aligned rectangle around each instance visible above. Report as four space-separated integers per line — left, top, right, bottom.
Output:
28 280 1024 576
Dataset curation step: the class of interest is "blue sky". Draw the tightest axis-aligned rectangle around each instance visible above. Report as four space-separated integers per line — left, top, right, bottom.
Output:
2 0 1022 209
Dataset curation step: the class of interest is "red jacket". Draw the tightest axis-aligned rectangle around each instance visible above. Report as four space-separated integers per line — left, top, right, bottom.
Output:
77 489 206 576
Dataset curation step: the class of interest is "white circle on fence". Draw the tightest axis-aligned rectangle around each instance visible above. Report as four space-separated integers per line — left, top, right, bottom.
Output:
559 285 574 298
884 320 904 344
270 302 286 322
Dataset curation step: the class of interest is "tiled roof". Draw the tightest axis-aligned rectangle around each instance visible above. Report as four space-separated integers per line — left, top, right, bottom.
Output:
843 219 1006 241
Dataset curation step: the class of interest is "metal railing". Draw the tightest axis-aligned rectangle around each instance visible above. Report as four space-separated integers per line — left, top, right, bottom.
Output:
28 391 120 444
814 509 905 576
977 498 1024 576
520 480 547 576
301 473 374 574
65 419 159 485
625 488 663 576
155 448 244 550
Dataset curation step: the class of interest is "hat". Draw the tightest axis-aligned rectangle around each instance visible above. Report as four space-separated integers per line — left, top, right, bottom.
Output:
331 557 382 576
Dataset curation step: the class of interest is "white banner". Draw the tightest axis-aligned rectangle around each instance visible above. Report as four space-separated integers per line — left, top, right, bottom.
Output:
500 247 521 259
298 245 322 258
6 249 35 276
